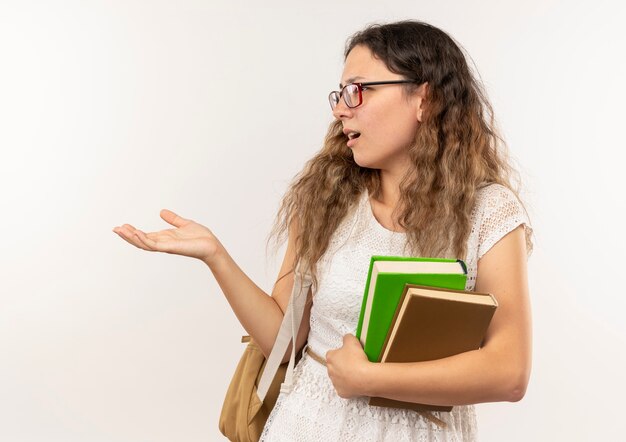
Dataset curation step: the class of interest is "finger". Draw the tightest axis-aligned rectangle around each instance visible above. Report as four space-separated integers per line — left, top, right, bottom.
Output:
160 209 190 228
120 224 139 235
116 226 151 251
128 231 152 251
134 229 158 250
114 226 135 243
131 232 153 251
120 225 154 250
114 230 137 247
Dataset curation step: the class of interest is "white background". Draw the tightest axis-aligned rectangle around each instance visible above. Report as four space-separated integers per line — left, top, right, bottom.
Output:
1 0 625 440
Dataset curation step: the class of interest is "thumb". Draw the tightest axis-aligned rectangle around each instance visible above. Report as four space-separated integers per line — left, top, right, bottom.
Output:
160 209 191 228
345 334 362 347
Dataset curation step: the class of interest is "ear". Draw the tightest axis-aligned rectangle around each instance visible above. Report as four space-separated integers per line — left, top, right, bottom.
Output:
415 82 429 122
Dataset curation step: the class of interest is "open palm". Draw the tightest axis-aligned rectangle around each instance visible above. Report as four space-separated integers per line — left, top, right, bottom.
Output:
112 209 221 263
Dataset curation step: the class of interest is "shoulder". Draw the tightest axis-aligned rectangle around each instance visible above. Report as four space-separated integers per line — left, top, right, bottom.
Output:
475 183 520 208
473 183 534 260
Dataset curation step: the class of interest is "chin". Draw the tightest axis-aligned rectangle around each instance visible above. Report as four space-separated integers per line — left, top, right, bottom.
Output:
351 154 378 170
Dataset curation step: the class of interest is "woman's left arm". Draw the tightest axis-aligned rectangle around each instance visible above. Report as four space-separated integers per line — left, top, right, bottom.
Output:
326 224 532 405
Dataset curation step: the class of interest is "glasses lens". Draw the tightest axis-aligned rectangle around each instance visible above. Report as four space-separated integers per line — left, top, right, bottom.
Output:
329 91 340 109
344 84 360 108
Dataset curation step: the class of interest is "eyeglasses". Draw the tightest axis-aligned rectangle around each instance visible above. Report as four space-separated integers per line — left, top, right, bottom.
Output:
328 80 418 110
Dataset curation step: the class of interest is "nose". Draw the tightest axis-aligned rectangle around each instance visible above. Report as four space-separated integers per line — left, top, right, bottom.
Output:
332 97 354 120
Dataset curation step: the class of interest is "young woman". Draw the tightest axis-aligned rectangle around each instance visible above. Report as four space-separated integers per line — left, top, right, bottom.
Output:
113 20 533 441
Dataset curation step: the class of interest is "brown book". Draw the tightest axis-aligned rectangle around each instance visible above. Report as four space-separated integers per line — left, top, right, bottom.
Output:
368 284 498 412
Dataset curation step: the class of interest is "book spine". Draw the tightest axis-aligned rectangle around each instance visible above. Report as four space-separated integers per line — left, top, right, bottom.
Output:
355 256 377 340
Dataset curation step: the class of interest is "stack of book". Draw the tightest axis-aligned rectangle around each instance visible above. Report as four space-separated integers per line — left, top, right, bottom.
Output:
355 256 498 412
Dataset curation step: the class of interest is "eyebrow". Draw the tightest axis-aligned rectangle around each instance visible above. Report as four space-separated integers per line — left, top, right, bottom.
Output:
339 76 366 88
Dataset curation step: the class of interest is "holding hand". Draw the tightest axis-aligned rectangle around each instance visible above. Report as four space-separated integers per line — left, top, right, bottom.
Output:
326 334 372 399
112 209 223 265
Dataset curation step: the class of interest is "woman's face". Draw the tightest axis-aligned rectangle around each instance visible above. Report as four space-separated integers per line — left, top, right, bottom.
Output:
333 45 426 172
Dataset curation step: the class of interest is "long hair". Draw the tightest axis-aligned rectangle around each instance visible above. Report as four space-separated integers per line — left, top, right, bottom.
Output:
266 20 528 291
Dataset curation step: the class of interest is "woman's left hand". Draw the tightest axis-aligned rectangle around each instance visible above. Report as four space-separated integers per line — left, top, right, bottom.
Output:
326 334 371 399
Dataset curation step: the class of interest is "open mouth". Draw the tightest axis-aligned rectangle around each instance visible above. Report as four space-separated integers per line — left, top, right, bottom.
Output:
347 132 361 140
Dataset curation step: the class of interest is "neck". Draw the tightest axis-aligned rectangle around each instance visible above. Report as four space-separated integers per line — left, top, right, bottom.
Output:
375 163 409 210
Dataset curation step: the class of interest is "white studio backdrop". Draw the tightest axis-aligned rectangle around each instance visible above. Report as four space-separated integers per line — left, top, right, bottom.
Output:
0 0 624 440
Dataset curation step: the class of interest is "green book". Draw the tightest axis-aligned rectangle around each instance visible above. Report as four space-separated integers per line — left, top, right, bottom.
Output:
355 256 467 362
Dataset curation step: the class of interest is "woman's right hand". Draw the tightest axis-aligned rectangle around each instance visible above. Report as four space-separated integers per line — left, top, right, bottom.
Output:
112 209 223 265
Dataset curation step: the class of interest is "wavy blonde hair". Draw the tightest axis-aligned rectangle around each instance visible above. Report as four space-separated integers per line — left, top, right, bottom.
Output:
266 20 529 291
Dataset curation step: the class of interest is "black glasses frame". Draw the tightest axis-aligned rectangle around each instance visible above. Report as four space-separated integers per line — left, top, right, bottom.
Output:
328 80 419 110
